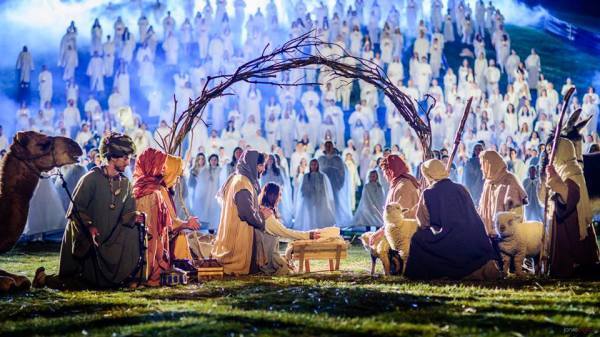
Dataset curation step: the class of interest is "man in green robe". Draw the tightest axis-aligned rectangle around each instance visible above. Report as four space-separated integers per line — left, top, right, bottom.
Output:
34 133 141 289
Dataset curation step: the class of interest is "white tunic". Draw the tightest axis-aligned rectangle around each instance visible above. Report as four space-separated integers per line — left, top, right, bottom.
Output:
16 51 34 83
86 56 105 92
38 70 53 103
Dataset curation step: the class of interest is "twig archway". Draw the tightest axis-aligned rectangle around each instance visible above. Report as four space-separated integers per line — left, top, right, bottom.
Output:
155 31 434 159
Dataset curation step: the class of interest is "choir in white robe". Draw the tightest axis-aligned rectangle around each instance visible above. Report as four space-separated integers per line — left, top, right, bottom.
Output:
38 68 53 103
86 54 105 92
16 48 34 83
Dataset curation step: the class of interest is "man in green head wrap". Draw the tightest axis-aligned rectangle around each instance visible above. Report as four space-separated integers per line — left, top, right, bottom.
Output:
34 133 142 289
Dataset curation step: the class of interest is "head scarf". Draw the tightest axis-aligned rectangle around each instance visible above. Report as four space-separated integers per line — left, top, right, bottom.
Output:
380 154 419 188
421 159 449 183
163 154 184 188
99 132 136 159
480 150 507 183
553 138 592 240
236 149 263 192
479 150 528 233
133 148 167 199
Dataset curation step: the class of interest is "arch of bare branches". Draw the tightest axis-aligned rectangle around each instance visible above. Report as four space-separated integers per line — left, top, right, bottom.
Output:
155 31 435 160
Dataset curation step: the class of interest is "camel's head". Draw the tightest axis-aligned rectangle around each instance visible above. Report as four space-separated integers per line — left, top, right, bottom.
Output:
546 109 591 146
11 131 83 172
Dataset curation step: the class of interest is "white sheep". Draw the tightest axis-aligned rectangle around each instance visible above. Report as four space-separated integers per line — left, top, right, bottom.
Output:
360 203 418 275
494 212 544 276
384 203 418 274
360 230 392 275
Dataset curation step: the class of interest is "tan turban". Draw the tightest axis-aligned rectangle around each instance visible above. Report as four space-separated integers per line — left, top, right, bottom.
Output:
421 159 449 182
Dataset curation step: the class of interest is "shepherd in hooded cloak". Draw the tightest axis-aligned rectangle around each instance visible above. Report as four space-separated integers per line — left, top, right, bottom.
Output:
405 159 501 280
544 138 600 278
368 154 421 245
479 150 528 236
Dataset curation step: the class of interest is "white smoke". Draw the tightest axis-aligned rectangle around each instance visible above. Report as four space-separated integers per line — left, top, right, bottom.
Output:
483 0 549 26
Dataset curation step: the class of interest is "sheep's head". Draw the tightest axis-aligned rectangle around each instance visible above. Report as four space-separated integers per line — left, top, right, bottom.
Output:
359 232 374 250
384 202 408 224
494 212 522 238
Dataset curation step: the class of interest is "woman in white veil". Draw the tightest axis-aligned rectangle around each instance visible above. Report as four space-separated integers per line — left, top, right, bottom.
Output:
294 159 336 231
188 152 206 206
192 154 224 232
352 170 385 231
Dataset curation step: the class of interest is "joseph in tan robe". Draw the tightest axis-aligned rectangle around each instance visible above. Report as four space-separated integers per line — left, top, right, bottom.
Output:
212 150 266 275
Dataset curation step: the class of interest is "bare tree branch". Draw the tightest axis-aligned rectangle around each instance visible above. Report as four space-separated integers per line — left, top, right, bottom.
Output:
162 30 433 159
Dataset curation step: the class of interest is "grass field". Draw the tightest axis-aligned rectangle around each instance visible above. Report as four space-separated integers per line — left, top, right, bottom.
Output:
1 243 599 337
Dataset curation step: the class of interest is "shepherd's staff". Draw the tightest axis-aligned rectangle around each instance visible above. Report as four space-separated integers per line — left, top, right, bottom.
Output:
538 87 575 275
446 97 473 172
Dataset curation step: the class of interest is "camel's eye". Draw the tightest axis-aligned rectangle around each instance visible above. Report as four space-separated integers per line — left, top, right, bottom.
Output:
39 140 52 152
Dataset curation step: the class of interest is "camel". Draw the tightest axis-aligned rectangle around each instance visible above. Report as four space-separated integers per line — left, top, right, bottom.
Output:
0 131 82 292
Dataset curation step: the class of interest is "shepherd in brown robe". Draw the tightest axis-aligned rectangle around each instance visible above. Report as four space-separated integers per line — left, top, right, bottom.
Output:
479 150 528 236
369 154 420 245
545 138 600 278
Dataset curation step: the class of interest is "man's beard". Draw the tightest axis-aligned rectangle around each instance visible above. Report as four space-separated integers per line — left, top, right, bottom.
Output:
115 164 127 173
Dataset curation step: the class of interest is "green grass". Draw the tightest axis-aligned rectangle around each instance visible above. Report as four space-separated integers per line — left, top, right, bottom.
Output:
1 243 599 337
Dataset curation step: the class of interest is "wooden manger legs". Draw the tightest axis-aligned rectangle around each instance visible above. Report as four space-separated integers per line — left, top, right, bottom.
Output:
290 241 347 273
335 245 341 270
297 246 305 273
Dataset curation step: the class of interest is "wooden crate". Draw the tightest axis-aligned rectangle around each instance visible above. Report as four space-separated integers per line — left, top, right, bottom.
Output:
286 239 349 273
194 258 224 280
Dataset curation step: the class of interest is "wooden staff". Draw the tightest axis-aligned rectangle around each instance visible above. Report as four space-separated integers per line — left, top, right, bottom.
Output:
538 87 575 275
446 97 473 172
